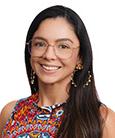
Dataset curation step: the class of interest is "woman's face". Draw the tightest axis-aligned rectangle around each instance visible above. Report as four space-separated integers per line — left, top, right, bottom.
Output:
30 17 80 85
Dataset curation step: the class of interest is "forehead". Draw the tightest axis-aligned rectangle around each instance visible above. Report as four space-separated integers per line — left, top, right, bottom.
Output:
33 17 79 42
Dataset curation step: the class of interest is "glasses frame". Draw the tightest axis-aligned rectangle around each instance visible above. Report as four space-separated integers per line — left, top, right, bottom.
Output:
26 39 80 59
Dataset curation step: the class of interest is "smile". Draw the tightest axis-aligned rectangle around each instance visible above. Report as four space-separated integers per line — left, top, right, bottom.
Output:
41 64 61 71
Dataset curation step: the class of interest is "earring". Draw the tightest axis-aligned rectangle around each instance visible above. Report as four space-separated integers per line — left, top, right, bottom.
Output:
71 70 92 88
75 63 83 71
83 71 92 88
71 73 77 87
71 64 83 87
30 70 35 85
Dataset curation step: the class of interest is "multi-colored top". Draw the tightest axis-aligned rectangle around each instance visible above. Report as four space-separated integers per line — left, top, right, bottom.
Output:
2 93 65 138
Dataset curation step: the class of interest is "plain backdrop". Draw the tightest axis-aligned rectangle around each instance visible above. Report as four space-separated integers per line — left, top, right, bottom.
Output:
0 0 115 112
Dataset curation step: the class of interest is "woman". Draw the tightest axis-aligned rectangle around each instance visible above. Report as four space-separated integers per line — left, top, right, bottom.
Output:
0 5 115 138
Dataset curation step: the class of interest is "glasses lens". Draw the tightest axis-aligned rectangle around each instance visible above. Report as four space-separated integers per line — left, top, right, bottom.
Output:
55 45 72 59
27 39 47 56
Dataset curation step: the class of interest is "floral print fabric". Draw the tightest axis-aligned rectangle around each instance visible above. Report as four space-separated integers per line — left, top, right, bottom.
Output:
2 93 64 138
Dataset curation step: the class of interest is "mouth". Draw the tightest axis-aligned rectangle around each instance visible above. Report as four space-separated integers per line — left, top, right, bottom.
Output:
40 64 61 72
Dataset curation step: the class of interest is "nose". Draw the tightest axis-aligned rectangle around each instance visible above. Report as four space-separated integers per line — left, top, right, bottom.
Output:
42 45 57 60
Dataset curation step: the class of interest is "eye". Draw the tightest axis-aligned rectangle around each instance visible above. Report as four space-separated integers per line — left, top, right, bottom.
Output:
58 44 70 49
31 39 47 48
34 41 46 47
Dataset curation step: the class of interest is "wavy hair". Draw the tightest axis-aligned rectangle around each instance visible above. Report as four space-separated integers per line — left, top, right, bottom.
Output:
25 5 104 138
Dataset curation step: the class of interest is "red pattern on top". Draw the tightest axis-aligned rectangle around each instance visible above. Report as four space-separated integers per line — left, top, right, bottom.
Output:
2 93 64 138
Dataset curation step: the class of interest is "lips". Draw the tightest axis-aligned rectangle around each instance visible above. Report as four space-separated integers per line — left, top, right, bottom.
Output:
41 64 61 71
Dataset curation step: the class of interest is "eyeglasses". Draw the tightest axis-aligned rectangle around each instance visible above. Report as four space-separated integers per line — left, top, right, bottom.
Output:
26 38 80 59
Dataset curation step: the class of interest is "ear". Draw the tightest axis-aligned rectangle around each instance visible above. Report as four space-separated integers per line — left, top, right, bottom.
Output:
76 55 82 65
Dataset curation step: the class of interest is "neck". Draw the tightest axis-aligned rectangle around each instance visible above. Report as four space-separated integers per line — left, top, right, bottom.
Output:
38 79 70 107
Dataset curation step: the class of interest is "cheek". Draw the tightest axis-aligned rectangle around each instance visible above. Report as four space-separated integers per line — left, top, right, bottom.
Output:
30 58 38 71
68 52 80 72
72 51 80 65
63 54 78 73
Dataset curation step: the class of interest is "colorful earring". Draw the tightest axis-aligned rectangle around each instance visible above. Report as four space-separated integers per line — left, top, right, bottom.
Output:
30 70 35 85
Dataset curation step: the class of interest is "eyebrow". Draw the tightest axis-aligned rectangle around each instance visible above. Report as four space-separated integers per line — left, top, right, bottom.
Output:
33 36 74 44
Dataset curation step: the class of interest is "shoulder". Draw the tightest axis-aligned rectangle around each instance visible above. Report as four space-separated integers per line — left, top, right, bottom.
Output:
0 100 17 117
0 100 17 136
100 106 115 138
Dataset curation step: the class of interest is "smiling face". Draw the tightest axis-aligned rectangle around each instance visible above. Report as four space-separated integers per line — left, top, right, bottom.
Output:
30 17 80 85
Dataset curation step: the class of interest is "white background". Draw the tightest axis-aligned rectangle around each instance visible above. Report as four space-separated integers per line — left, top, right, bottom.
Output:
0 0 115 112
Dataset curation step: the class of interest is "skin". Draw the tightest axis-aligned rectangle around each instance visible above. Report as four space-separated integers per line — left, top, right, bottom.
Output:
0 17 115 137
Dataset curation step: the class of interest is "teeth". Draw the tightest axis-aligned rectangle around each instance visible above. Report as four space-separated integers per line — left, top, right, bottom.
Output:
42 65 59 70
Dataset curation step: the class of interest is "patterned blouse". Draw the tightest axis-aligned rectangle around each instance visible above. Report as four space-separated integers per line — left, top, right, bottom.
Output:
2 93 65 138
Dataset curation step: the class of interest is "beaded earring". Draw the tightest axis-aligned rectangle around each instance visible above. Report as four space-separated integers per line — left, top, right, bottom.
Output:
71 64 92 88
71 63 83 87
71 73 77 87
83 71 92 88
30 70 35 85
75 63 83 71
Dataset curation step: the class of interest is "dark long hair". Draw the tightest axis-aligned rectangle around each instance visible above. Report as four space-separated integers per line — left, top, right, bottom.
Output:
25 5 104 138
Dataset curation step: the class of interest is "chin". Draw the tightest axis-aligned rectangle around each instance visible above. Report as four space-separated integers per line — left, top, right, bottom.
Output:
39 76 62 85
40 80 58 85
